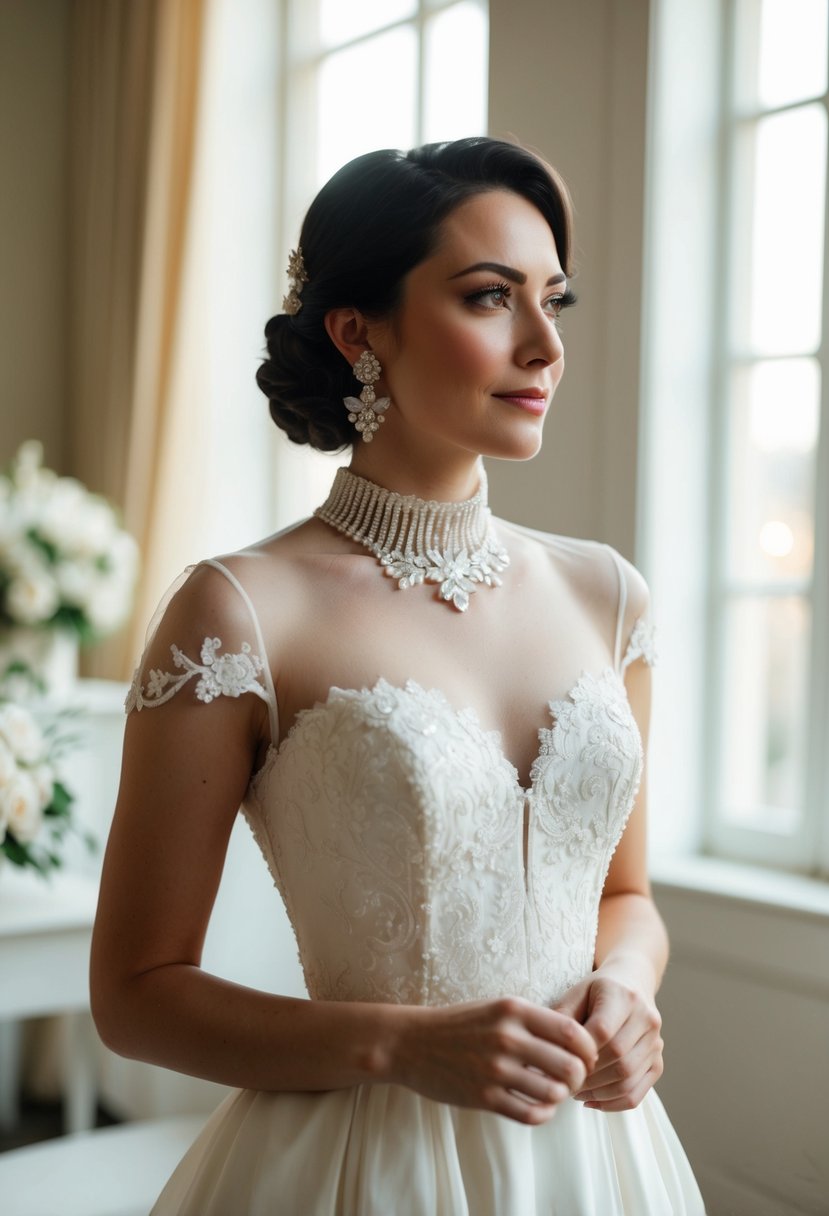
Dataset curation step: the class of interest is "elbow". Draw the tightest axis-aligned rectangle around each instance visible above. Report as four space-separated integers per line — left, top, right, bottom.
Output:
90 978 132 1057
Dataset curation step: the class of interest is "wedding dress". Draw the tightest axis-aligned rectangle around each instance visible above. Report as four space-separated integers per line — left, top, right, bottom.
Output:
125 536 706 1216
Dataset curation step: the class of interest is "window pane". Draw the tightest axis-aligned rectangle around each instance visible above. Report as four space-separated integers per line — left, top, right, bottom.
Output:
726 359 819 582
719 595 811 833
319 0 416 49
423 2 488 141
316 28 417 185
736 0 828 110
731 104 826 355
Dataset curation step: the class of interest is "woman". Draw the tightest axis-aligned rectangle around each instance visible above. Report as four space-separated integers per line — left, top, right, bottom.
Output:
91 138 706 1214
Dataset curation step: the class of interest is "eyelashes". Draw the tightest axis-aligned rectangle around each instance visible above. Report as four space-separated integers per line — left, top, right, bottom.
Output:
465 281 578 317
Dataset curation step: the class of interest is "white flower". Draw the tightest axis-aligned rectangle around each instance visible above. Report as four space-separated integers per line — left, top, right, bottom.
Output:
0 703 46 764
84 577 130 633
0 737 17 783
73 497 118 557
107 530 140 580
5 568 59 624
54 559 94 606
0 771 43 843
34 477 87 548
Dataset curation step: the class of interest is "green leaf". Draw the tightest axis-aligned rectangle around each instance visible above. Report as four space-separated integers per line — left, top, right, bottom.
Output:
49 782 73 816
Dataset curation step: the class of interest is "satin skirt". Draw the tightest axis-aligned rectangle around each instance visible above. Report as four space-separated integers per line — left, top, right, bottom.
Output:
150 1082 706 1215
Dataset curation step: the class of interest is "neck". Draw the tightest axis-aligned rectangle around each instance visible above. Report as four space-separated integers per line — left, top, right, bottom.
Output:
314 462 509 612
348 444 484 503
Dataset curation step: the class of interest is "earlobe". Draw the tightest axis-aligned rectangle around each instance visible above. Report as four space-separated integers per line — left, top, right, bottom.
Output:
324 308 372 367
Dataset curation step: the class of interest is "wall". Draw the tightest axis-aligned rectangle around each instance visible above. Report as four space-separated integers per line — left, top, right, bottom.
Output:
0 1 69 470
486 0 650 559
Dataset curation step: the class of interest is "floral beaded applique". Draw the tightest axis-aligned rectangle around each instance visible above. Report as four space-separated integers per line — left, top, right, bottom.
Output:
620 617 659 672
125 637 268 713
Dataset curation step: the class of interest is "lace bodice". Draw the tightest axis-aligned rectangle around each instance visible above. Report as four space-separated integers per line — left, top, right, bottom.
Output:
126 547 657 1009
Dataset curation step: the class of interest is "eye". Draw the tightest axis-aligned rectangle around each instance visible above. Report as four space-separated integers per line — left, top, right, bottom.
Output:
545 286 578 318
465 282 512 309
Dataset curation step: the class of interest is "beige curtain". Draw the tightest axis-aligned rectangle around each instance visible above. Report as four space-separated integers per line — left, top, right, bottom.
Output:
67 0 207 679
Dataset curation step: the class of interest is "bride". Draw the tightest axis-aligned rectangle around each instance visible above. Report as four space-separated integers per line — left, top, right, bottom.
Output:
91 137 706 1214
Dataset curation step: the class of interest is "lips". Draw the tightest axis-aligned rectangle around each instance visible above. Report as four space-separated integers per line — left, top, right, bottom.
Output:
493 389 548 415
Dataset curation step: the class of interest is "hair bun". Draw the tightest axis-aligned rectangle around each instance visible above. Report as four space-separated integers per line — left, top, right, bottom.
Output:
256 315 353 451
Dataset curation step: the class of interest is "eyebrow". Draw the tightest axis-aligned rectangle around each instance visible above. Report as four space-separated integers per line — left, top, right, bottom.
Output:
447 261 567 287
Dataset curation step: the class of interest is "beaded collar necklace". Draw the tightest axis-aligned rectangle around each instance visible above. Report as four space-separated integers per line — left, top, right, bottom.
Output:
314 465 510 612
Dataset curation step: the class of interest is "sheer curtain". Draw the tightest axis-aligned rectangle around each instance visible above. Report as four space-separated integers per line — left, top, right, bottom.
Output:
68 0 276 681
67 0 207 679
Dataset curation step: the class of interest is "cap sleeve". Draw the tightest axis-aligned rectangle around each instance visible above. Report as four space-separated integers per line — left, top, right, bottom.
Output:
602 542 659 674
124 558 277 741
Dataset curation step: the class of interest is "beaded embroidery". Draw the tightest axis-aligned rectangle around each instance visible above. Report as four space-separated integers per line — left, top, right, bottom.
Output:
125 637 267 713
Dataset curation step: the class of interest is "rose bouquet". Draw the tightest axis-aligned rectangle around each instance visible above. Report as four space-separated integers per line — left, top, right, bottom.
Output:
0 699 91 875
0 441 139 642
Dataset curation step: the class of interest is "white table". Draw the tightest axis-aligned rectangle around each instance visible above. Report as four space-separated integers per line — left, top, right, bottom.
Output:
0 867 99 1134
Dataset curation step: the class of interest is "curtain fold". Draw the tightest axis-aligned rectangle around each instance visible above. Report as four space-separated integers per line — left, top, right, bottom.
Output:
67 0 207 679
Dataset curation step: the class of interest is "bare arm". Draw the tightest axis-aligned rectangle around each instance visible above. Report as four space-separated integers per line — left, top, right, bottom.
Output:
553 566 668 1110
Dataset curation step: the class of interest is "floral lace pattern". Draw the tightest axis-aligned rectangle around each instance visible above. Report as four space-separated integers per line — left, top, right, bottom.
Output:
242 617 657 1008
125 636 268 712
621 617 658 671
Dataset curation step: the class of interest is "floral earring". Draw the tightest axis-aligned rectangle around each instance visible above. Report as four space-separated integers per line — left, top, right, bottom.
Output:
344 351 390 442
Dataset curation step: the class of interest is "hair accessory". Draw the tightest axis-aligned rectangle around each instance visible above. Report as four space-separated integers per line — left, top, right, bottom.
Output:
344 350 391 442
314 465 510 612
282 247 308 315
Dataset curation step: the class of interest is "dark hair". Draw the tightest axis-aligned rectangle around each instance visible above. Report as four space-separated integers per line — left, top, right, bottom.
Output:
256 137 574 451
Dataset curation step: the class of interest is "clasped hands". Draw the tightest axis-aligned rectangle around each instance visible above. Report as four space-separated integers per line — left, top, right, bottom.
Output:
551 969 665 1113
398 970 664 1125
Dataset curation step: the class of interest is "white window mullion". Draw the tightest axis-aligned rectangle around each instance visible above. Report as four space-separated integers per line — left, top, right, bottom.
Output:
703 0 739 865
810 84 829 877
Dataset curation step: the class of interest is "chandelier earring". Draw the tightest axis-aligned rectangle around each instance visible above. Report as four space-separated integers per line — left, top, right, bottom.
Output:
344 350 391 443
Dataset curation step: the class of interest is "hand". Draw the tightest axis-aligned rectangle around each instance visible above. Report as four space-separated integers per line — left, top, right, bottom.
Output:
392 996 599 1125
551 971 664 1112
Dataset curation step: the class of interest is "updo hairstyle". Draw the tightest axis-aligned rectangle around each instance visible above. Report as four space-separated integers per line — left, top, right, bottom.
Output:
256 137 574 451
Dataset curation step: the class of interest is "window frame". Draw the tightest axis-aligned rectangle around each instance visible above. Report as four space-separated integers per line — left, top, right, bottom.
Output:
702 0 829 875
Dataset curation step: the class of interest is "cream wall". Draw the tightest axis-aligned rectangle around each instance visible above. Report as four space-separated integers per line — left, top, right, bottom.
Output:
486 0 650 558
0 1 69 470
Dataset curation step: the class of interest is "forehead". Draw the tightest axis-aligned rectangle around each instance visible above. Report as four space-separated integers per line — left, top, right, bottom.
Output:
428 189 562 277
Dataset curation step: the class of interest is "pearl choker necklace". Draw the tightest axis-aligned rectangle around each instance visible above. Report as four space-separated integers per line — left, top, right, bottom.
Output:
314 466 510 612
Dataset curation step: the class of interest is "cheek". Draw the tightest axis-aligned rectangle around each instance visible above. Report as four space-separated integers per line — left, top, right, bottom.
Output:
411 317 503 387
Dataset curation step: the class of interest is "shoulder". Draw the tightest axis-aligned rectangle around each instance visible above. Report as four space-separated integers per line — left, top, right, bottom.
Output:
498 518 650 613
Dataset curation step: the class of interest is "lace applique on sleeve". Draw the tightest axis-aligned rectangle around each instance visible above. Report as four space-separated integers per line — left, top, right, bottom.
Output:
620 616 659 673
125 637 268 713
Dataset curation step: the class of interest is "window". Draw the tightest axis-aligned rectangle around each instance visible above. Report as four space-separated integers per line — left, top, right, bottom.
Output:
272 0 488 525
644 0 829 875
708 0 829 872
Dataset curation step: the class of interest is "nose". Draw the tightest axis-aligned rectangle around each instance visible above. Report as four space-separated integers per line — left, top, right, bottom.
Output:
515 307 565 371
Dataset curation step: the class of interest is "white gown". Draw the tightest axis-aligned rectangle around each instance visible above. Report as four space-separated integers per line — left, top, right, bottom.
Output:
127 545 706 1215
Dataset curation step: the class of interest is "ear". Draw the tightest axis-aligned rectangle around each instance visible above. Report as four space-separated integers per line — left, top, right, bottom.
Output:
323 308 373 369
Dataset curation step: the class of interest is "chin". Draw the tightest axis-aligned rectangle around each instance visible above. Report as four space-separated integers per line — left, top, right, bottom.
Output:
481 424 545 463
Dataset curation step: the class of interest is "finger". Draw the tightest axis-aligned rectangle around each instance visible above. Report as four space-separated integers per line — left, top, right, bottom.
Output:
587 993 661 1067
579 1027 660 1090
582 1064 662 1112
581 990 633 1052
524 1005 599 1069
502 1065 572 1107
550 980 591 1024
489 1088 560 1125
520 1043 591 1095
